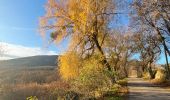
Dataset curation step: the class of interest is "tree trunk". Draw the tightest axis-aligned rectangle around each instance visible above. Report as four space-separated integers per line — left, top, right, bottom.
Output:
93 35 116 83
123 53 128 77
93 35 111 71
156 28 170 56
148 62 154 79
93 14 112 71
163 40 170 79
92 14 115 82
141 62 147 77
123 65 128 77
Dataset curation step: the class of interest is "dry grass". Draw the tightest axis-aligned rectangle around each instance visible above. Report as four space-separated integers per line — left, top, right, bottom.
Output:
151 68 166 84
142 72 150 80
1 81 69 100
0 66 63 100
0 67 59 85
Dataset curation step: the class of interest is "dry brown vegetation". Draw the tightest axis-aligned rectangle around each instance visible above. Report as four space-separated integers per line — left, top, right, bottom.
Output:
0 66 62 100
0 66 128 100
1 81 70 100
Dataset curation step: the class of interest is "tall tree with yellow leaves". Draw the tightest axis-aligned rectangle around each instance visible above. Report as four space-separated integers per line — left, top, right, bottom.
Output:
40 0 117 81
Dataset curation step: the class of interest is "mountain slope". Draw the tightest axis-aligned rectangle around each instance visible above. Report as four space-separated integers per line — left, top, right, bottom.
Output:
0 55 58 67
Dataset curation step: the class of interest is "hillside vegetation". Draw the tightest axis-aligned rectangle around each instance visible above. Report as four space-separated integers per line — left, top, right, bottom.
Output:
0 55 60 100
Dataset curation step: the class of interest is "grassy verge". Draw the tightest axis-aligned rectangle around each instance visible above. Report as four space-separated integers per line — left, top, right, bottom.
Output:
102 79 128 100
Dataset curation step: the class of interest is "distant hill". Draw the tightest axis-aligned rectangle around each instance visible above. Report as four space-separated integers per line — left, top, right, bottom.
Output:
0 55 58 68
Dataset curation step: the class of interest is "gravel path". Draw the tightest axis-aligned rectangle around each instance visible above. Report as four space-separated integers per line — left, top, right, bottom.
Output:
126 77 170 100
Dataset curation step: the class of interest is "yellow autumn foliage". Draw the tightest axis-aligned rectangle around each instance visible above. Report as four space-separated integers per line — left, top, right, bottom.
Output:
71 55 113 97
59 51 82 80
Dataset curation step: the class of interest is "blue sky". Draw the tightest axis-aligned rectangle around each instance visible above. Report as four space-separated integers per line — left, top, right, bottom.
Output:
0 0 168 64
0 0 68 59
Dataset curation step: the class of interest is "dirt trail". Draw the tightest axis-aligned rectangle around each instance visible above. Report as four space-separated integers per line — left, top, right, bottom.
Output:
126 77 170 100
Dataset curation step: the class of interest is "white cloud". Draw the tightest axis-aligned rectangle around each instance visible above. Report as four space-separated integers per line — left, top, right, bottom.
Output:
0 42 57 60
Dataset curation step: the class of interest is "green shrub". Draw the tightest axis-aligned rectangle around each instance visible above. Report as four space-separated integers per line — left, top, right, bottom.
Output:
27 96 38 100
117 79 127 86
70 55 114 99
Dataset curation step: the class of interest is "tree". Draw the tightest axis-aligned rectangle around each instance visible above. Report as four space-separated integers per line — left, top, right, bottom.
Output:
105 31 133 79
132 0 170 78
40 0 118 82
132 33 161 79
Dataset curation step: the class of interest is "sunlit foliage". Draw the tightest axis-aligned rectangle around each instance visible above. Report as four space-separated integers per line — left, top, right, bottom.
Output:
71 54 113 98
59 51 82 80
40 0 117 73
